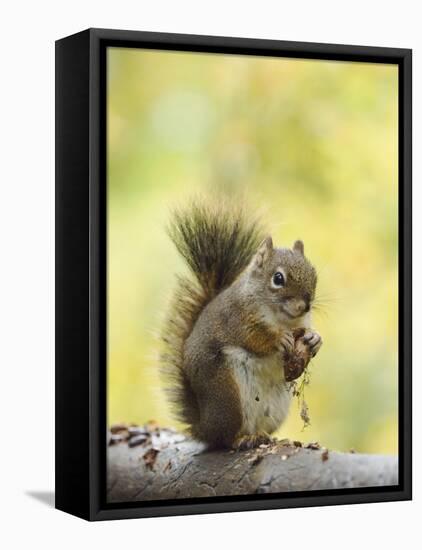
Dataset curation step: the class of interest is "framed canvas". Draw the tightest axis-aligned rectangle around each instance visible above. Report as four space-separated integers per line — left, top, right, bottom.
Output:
55 28 412 521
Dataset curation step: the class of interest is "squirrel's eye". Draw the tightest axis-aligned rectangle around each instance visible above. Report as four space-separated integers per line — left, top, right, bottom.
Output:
272 271 285 287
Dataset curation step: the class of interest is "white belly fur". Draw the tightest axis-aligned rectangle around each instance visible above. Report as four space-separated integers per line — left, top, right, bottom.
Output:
224 346 292 435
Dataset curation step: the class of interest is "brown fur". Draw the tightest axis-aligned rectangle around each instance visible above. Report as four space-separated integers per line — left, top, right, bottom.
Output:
160 203 264 433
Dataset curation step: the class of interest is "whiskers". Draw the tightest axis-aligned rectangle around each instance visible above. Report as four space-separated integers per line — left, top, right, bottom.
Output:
311 292 338 318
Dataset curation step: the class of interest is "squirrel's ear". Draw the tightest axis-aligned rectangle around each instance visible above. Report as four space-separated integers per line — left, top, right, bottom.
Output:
293 240 304 256
252 236 273 269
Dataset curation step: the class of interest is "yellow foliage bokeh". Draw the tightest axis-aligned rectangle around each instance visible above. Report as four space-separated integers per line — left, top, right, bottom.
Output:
107 48 398 454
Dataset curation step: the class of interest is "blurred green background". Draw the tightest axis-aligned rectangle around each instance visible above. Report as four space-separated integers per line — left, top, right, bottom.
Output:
107 48 398 454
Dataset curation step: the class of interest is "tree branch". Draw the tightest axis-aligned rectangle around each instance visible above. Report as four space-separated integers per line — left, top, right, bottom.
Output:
107 426 398 503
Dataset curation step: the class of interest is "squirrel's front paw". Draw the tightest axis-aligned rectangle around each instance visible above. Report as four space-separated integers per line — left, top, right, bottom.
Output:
302 330 323 357
279 330 295 356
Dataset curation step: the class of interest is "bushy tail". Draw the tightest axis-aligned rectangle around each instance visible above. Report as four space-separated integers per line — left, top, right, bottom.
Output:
160 200 264 428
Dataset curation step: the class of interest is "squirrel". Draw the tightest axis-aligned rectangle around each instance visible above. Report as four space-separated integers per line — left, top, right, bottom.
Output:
160 201 322 450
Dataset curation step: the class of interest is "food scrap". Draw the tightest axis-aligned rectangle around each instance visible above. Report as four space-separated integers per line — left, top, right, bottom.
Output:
128 434 149 448
285 328 315 429
305 441 321 450
143 448 160 470
300 400 311 428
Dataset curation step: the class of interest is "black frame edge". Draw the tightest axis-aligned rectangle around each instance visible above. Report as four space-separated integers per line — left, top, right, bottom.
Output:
88 28 105 521
399 48 412 501
89 27 411 62
55 29 92 520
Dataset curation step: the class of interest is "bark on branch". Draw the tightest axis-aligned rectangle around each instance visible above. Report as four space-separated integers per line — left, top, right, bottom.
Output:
107 426 398 503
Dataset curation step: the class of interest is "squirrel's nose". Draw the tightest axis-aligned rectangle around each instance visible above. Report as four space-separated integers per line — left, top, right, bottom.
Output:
293 299 307 315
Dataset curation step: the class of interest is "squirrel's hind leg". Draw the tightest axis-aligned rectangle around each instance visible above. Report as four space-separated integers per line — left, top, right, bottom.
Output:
194 368 243 449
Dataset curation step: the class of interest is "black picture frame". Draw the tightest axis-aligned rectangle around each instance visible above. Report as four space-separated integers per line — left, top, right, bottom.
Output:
55 28 412 521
